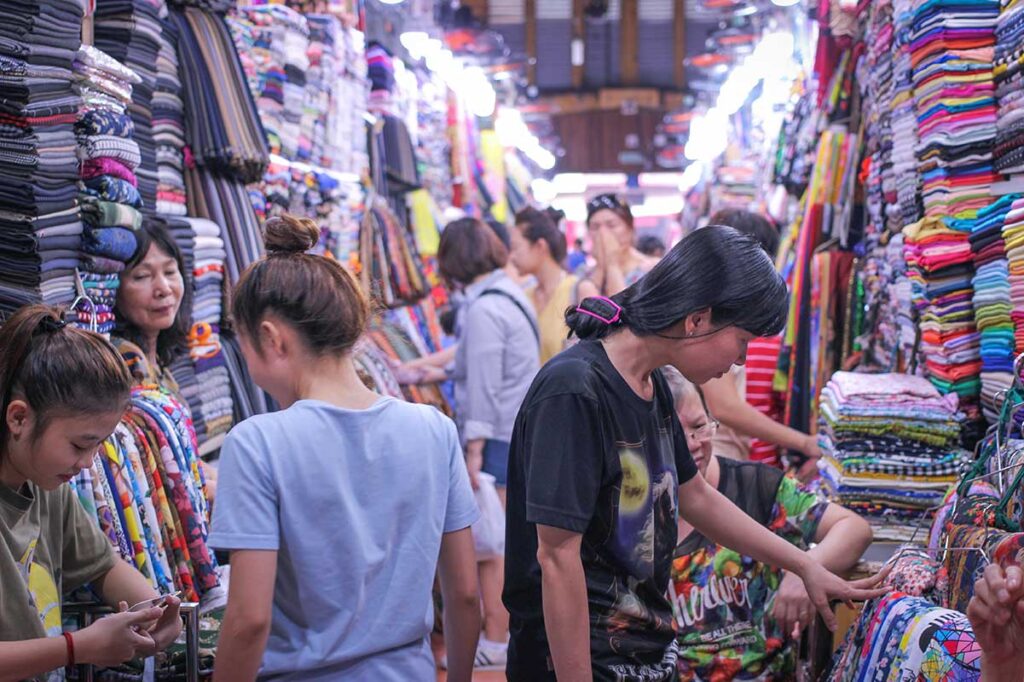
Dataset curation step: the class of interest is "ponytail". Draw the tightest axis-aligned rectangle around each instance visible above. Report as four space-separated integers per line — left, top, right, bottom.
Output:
0 305 132 448
565 226 787 342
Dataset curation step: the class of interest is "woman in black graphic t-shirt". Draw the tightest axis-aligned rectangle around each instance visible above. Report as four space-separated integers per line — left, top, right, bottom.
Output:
503 226 887 682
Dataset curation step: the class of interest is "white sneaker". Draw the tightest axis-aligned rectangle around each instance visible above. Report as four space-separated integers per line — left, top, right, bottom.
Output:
473 642 507 671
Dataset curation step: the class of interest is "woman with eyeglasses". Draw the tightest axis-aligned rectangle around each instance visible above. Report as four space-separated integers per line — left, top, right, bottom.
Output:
576 193 660 299
502 227 885 682
663 368 871 682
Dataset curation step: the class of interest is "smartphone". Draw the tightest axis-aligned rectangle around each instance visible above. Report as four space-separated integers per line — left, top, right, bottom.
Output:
128 591 181 613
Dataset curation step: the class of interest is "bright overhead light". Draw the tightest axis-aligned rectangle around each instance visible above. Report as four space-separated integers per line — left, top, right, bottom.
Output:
464 66 496 117
530 178 557 204
771 0 801 6
378 0 405 4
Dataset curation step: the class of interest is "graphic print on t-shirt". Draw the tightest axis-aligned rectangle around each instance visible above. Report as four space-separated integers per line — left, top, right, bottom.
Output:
595 428 680 680
19 539 61 637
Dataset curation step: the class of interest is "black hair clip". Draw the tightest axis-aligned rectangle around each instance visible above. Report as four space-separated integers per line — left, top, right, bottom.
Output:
36 315 67 335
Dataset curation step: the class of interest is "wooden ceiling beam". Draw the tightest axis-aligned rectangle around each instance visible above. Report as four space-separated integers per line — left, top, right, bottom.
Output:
621 0 639 86
572 0 586 89
674 0 686 90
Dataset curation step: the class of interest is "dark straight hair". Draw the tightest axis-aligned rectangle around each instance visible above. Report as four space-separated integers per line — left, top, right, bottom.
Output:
114 218 191 368
566 226 787 341
514 206 568 262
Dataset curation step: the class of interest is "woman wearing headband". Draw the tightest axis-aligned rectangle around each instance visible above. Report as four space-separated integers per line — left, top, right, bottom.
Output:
577 193 660 299
502 227 886 682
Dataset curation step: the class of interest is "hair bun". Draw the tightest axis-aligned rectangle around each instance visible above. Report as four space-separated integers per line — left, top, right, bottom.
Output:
264 214 320 255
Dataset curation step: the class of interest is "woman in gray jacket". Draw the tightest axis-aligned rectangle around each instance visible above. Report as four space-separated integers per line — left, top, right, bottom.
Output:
438 217 540 498
437 217 540 671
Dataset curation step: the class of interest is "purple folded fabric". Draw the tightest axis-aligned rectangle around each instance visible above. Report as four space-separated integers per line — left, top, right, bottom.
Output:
81 157 138 187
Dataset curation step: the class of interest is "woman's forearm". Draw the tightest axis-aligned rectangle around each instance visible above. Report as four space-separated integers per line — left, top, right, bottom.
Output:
703 377 811 453
538 529 593 682
805 516 872 574
980 655 1023 682
98 559 158 609
679 475 811 575
0 638 68 682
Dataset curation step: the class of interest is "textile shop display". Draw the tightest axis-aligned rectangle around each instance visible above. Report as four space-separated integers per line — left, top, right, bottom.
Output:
826 593 981 681
363 300 452 415
910 0 1000 220
0 0 84 316
154 17 189 216
818 371 970 541
71 46 144 336
69 387 219 604
968 195 1019 419
359 197 430 309
994 0 1024 173
92 0 162 212
170 7 268 183
903 216 984 413
1003 197 1024 353
179 217 234 444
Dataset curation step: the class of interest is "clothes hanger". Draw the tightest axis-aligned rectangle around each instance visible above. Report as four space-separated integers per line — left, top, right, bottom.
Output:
71 268 98 334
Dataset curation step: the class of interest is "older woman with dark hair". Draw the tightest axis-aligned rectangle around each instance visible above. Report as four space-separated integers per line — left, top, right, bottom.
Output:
112 219 191 393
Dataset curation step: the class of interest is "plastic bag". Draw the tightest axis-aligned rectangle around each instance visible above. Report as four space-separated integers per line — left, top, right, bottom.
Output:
472 472 505 559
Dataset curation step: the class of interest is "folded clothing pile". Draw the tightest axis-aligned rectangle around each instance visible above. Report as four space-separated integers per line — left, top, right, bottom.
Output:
72 45 144 335
994 0 1024 173
967 195 1019 420
903 216 983 417
1003 197 1024 353
181 217 233 443
229 5 309 161
818 371 970 542
309 14 368 174
171 6 268 183
0 0 84 315
910 0 1001 220
894 0 924 225
93 0 163 213
153 17 188 216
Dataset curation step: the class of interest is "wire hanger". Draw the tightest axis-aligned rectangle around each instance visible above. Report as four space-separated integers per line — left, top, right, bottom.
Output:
70 268 98 334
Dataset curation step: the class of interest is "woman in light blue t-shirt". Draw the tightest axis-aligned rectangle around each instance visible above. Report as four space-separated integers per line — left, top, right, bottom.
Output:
209 215 482 682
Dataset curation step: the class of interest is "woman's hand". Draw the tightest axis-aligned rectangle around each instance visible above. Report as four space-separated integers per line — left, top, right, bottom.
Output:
772 572 816 639
796 561 890 631
967 564 1024 668
75 608 162 667
127 596 183 655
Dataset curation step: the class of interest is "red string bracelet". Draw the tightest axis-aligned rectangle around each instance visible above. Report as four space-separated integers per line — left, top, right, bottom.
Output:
62 631 75 667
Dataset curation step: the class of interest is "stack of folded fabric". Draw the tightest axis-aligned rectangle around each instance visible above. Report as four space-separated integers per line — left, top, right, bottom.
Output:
171 7 268 183
903 216 983 417
93 0 162 213
228 7 301 159
153 18 188 216
0 0 84 316
910 0 1001 220
173 6 267 283
73 46 144 335
1002 197 1024 352
308 14 367 174
994 0 1024 173
818 371 970 542
894 0 924 225
183 217 233 443
967 195 1019 420
858 0 897 237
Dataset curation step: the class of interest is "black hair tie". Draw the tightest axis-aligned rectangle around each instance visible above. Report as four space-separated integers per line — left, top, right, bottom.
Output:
575 296 623 325
36 316 67 335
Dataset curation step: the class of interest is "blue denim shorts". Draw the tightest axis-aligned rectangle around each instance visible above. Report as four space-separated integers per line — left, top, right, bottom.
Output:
481 439 510 487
